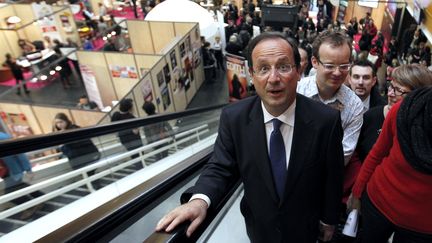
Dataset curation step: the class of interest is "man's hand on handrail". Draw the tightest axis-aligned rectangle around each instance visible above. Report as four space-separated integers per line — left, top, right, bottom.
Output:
155 199 208 237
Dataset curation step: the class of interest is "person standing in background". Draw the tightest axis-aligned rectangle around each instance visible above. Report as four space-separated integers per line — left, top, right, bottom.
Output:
3 53 30 95
111 99 143 159
142 101 174 160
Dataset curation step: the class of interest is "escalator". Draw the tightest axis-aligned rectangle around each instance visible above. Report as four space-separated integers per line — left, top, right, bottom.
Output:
0 104 226 241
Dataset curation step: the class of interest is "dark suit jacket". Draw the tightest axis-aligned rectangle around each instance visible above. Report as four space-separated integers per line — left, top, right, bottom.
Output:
369 86 387 108
182 94 344 243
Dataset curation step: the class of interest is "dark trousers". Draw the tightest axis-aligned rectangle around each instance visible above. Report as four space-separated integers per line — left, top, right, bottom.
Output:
361 192 432 243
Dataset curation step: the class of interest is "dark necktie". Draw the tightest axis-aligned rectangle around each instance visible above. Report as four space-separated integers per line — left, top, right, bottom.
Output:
269 119 287 199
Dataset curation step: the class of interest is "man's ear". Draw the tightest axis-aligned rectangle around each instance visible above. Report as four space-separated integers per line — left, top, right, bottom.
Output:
311 56 319 69
372 76 377 86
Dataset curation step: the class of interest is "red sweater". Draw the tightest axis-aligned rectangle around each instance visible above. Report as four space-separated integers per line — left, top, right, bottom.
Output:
352 101 432 234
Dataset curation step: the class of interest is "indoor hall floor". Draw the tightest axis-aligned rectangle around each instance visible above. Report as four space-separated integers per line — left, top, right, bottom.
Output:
187 68 229 109
0 73 86 108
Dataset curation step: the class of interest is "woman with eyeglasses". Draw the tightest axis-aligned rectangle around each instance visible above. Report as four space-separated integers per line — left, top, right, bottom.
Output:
348 65 432 242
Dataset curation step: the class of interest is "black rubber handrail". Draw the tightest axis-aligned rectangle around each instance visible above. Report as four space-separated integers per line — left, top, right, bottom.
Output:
0 103 226 157
144 180 242 243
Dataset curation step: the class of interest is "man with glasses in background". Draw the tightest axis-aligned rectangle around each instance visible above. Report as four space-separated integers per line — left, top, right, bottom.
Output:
297 30 364 166
156 32 344 242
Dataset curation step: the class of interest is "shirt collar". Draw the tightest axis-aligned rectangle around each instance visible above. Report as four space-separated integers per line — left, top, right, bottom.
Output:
261 99 296 126
362 95 371 110
309 75 345 104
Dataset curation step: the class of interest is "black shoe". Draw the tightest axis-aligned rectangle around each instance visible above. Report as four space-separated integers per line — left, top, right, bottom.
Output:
25 90 30 94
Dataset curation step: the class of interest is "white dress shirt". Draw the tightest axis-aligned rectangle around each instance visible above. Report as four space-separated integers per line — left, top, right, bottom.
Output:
261 100 296 169
190 100 297 207
297 75 364 164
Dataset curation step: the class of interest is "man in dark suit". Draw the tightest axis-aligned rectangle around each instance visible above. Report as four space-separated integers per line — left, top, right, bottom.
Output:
347 59 386 112
156 32 344 242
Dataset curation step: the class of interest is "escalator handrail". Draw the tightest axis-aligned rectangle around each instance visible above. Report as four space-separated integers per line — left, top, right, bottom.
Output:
0 103 226 157
143 181 242 243
37 149 214 242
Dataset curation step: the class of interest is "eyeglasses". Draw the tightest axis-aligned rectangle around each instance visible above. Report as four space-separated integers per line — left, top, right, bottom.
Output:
317 58 351 72
253 63 295 78
387 82 409 96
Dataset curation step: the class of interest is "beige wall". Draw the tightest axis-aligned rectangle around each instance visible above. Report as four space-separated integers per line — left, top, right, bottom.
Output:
104 52 140 99
150 21 176 54
0 5 20 62
70 109 105 128
134 54 162 79
128 21 154 54
344 2 386 30
13 4 41 41
0 4 15 29
77 51 118 107
174 22 195 37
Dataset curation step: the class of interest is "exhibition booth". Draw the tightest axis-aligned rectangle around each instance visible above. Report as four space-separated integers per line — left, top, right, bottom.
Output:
77 20 205 123
0 20 205 136
0 2 80 65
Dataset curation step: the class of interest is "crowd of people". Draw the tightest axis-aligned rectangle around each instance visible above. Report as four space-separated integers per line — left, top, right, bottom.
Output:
2 0 432 240
155 1 432 242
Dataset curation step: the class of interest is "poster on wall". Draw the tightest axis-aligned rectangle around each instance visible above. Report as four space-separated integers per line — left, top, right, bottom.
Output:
157 70 166 88
109 65 138 79
59 14 73 33
170 50 177 69
0 112 34 138
163 64 171 83
182 55 193 83
226 53 248 102
79 64 103 110
180 42 186 57
172 67 183 93
161 87 171 110
32 2 62 42
193 48 201 68
185 36 191 54
140 76 154 101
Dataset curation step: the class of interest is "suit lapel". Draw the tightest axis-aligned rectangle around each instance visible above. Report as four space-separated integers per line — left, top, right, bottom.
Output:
283 95 315 200
247 98 280 202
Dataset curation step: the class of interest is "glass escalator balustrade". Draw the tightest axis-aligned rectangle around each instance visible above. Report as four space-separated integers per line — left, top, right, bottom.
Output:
0 108 222 241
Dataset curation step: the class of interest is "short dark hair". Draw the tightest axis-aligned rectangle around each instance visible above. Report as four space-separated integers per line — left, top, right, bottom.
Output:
80 94 88 99
142 101 156 115
350 59 376 77
119 98 133 112
312 30 353 61
246 32 300 69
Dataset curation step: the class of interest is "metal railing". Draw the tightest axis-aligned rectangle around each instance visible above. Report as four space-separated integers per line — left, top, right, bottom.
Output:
0 124 210 220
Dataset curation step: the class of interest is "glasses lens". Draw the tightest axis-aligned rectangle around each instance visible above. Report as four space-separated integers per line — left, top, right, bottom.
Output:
339 65 351 71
